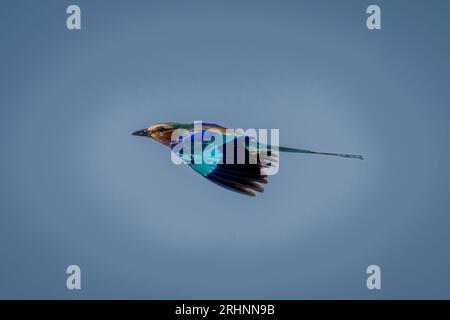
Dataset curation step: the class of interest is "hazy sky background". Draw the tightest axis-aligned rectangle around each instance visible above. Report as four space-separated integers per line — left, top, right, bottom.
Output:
1 0 450 299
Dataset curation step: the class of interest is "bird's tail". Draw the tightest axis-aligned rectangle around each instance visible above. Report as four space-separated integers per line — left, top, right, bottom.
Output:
277 146 363 160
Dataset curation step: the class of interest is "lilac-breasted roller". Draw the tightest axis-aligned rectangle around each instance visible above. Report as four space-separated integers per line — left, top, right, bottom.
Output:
132 122 362 196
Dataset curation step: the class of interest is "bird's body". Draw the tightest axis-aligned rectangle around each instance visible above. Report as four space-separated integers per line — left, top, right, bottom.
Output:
132 122 362 196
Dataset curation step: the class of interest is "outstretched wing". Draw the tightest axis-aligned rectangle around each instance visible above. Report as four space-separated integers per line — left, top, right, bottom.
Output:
172 129 270 196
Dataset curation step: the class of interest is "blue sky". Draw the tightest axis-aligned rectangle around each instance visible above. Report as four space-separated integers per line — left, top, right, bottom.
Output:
1 0 449 299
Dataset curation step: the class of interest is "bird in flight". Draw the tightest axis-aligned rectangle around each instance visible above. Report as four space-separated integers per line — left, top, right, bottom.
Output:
132 122 363 196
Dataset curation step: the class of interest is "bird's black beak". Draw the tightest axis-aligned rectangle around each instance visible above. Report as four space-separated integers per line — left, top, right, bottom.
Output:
132 129 148 137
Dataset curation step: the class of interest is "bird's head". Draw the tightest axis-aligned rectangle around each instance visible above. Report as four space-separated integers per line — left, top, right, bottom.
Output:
132 122 182 146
